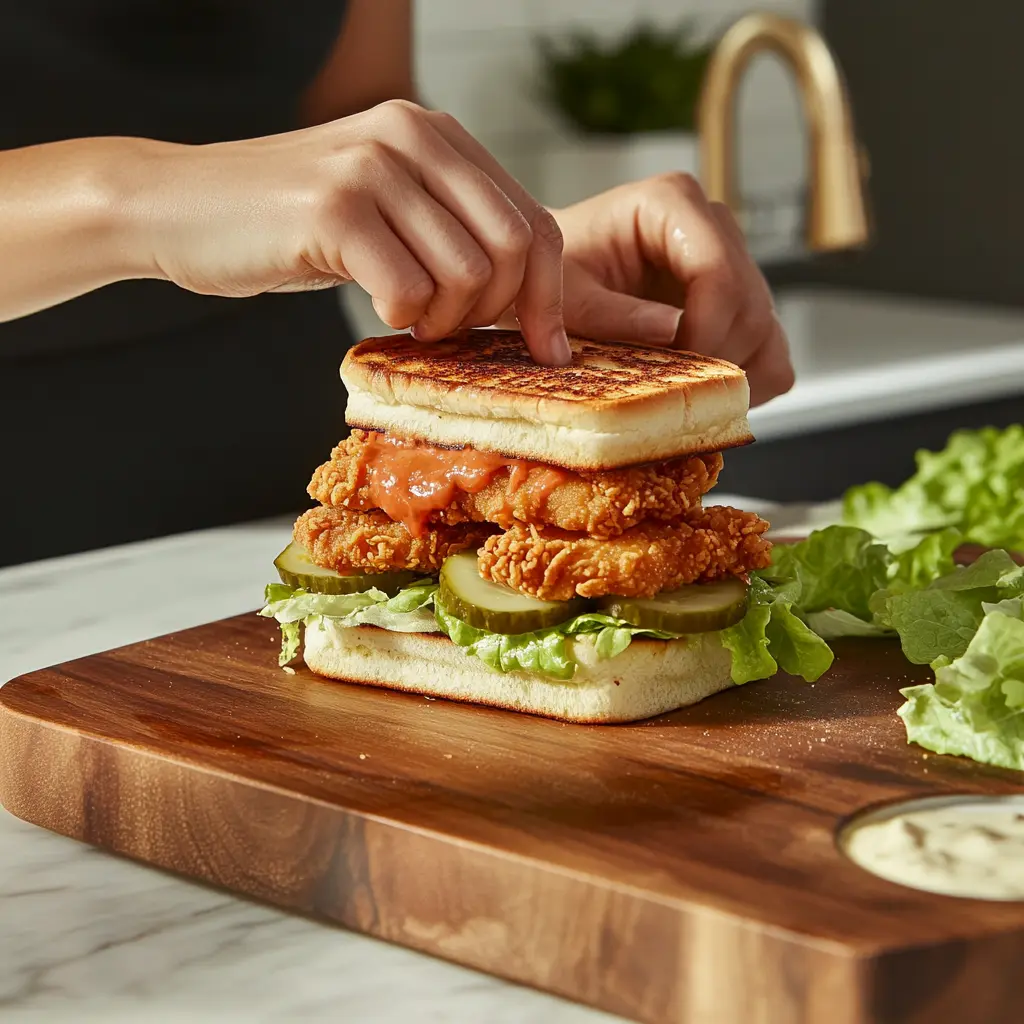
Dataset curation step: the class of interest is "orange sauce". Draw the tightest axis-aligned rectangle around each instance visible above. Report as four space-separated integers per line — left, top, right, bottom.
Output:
525 467 567 511
356 432 566 537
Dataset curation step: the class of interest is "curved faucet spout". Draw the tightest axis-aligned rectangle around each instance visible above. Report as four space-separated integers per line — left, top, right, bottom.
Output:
697 13 870 252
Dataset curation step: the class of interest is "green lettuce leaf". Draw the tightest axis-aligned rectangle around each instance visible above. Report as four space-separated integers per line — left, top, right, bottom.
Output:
278 621 301 667
719 603 775 683
260 579 440 664
929 548 1024 593
719 576 834 684
725 525 973 675
984 597 1024 619
804 608 891 639
260 579 438 624
432 601 679 681
434 600 577 679
766 524 890 620
757 528 963 642
888 527 962 592
898 608 1024 771
871 550 1024 664
843 425 1024 552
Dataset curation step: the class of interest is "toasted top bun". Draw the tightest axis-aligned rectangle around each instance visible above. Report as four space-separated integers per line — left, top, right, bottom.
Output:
340 330 753 470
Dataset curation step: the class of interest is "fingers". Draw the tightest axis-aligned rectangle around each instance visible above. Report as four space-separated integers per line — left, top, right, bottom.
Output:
634 176 748 359
344 101 568 365
409 134 533 333
705 202 774 367
630 172 793 400
326 187 435 330
427 112 569 366
743 315 795 407
374 160 501 338
708 202 794 400
561 265 682 346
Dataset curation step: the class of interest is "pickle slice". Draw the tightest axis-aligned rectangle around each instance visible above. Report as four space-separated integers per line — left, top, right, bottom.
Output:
274 541 419 596
597 578 748 634
438 551 589 634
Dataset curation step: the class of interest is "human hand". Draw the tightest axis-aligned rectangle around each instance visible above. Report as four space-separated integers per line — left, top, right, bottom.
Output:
550 173 794 405
129 101 570 364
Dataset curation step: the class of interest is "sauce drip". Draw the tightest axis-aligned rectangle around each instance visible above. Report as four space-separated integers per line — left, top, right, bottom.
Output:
355 432 565 537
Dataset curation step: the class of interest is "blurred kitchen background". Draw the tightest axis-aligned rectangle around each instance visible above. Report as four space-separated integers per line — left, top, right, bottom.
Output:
343 0 1024 502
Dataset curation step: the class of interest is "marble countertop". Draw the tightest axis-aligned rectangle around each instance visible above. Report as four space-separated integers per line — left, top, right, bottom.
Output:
3 495 838 1024
752 288 1024 442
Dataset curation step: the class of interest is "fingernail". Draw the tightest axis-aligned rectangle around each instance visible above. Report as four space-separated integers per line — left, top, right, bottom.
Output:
640 304 685 346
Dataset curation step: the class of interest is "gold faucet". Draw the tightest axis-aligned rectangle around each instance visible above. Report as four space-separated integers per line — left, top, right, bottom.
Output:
697 13 870 252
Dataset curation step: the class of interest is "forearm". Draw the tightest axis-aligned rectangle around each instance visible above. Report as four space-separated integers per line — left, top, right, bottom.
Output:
0 137 159 323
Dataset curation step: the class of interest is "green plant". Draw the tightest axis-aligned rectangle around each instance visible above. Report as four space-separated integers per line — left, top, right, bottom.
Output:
536 20 714 135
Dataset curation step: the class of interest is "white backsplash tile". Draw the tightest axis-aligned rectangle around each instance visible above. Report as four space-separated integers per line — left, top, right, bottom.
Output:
414 0 533 38
418 32 558 141
524 0 814 34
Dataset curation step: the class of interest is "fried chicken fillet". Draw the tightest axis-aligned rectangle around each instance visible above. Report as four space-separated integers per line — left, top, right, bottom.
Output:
479 506 773 601
294 506 495 576
308 430 722 538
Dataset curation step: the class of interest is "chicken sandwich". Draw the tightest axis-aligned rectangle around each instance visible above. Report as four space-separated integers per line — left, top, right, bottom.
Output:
262 330 773 723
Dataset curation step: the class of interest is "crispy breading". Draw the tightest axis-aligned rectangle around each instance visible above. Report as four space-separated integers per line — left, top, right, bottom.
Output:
294 506 495 575
307 430 722 537
478 506 772 601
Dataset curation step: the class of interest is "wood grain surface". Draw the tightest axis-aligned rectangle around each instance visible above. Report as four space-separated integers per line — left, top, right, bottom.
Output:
2 613 1024 1024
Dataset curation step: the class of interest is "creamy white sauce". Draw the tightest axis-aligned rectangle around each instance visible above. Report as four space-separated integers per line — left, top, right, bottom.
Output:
841 796 1024 900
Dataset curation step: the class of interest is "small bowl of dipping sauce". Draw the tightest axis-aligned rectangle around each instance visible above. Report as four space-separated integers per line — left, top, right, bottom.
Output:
838 794 1024 901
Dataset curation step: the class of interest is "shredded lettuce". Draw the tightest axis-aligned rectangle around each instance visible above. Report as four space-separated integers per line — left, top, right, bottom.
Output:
843 424 1024 552
278 621 302 668
433 599 678 681
431 573 843 687
259 579 440 664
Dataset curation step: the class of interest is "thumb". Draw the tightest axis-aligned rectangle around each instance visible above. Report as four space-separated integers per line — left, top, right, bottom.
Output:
566 282 683 347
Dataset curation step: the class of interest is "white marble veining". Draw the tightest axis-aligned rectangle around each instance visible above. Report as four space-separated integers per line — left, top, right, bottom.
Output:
1 499 813 1023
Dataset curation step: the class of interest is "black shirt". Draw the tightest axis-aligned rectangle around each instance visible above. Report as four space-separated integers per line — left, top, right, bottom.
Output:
1 1 359 565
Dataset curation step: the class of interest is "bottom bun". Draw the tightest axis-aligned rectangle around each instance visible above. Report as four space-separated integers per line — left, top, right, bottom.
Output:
301 618 735 724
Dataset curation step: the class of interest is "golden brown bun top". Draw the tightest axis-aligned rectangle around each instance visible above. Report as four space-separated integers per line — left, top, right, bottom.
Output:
339 330 753 470
342 329 746 409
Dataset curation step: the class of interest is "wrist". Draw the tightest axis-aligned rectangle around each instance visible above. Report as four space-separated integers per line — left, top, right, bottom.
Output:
81 136 181 283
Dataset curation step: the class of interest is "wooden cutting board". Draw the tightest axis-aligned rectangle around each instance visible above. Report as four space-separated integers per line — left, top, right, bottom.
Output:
2 613 1024 1024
